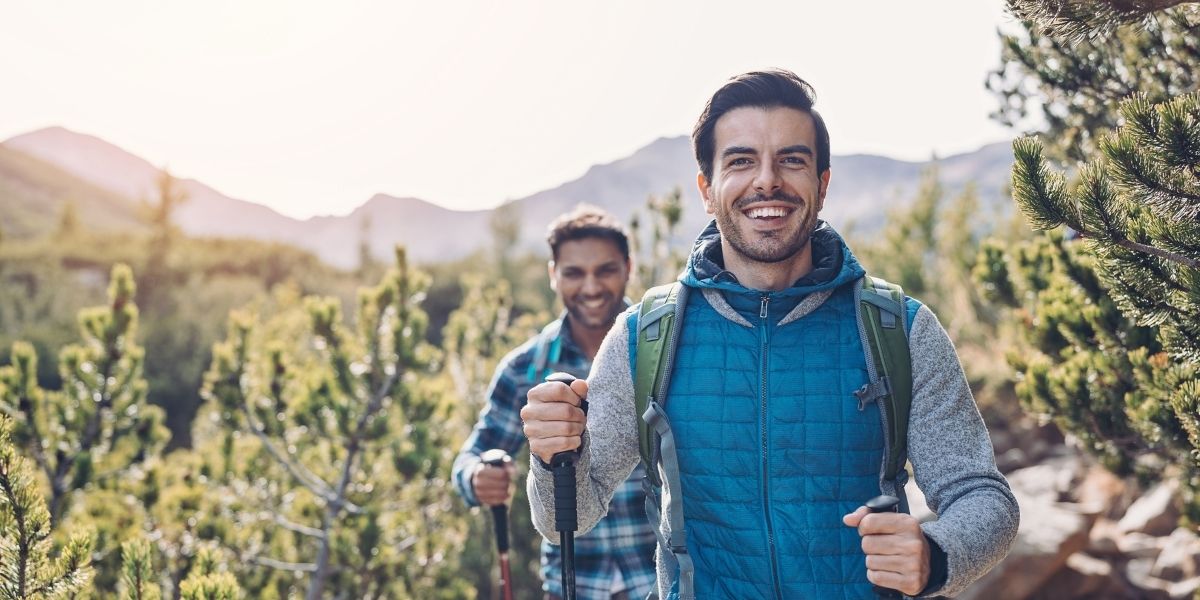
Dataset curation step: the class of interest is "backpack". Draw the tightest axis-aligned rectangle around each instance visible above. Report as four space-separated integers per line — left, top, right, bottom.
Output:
526 319 565 385
633 276 913 504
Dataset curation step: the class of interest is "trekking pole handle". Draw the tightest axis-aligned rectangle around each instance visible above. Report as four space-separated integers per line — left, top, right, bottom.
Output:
544 372 586 533
865 495 903 599
479 449 512 553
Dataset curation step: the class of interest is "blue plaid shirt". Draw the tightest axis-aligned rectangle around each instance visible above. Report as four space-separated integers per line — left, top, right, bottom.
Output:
452 312 657 599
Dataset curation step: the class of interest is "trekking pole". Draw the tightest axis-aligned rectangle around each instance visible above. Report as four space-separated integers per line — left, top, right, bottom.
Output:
865 495 903 599
479 449 514 600
544 372 586 600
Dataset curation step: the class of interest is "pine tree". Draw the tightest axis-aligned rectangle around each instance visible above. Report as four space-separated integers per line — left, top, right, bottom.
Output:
0 264 169 522
984 1 1200 522
988 4 1198 163
1005 0 1199 42
628 186 686 296
443 276 545 600
202 246 474 599
0 416 93 598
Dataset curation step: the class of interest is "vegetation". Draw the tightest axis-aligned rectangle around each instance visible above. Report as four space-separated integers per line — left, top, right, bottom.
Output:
980 0 1200 521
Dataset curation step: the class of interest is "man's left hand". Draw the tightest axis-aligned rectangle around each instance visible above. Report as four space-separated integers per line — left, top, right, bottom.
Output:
842 506 930 596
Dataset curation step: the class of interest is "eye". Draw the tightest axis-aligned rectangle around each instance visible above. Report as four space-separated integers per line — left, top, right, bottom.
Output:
782 156 808 166
727 157 753 168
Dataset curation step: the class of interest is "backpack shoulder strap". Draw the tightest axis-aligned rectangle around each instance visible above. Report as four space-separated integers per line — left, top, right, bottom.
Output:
526 319 564 384
634 282 687 486
854 275 912 482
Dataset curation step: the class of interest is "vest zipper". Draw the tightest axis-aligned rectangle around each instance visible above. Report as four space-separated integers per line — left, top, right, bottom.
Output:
759 294 784 600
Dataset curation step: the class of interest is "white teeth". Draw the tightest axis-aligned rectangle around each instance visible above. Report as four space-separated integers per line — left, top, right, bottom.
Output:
746 206 789 219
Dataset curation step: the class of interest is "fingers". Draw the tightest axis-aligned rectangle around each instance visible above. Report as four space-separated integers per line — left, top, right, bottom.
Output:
855 512 923 537
522 380 588 464
845 511 930 596
842 506 869 527
866 567 926 597
471 463 516 506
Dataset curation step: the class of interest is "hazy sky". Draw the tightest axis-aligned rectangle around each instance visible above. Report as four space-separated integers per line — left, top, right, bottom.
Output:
1 1 1020 219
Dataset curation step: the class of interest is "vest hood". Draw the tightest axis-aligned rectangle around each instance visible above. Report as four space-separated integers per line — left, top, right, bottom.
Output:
681 219 866 298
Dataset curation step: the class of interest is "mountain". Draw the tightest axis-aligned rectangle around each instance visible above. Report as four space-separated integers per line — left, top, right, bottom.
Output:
0 142 144 238
1 127 1014 268
3 127 303 244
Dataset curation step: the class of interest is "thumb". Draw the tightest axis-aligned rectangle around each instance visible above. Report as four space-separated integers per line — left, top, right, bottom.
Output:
842 505 870 527
569 378 589 400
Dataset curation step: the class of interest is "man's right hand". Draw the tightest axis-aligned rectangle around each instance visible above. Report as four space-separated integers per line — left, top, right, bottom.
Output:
471 460 517 506
520 378 589 464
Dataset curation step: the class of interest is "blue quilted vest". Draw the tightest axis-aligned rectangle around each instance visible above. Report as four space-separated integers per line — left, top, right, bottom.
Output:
657 223 896 599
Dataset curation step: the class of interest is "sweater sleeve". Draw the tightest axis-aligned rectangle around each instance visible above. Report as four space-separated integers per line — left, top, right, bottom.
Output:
527 310 642 541
907 304 1020 597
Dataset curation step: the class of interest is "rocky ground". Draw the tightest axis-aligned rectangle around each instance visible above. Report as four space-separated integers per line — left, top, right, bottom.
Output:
917 422 1199 599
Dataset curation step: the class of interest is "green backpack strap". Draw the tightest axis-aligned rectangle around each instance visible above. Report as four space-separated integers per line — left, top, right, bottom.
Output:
634 282 686 487
855 275 912 482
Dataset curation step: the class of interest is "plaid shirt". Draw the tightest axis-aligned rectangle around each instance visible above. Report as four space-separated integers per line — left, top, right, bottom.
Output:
452 312 657 600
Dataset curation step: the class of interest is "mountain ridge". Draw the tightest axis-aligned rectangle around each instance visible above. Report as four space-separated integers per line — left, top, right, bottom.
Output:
2 126 1014 267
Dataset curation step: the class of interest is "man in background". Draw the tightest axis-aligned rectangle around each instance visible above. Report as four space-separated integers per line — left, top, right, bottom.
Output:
452 205 657 600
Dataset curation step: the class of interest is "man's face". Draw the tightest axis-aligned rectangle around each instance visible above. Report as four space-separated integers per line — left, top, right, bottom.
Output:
550 237 631 331
698 106 830 264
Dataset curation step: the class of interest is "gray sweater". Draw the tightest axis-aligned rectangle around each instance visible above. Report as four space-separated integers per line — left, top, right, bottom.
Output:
529 293 1019 598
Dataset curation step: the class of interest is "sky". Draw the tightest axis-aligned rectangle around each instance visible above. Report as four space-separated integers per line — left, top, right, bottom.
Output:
0 1 1021 219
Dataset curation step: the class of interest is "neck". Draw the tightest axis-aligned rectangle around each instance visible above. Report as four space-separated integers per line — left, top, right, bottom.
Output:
568 319 610 360
721 241 814 292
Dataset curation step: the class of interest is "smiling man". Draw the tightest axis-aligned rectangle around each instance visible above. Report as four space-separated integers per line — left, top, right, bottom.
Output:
452 206 657 600
522 70 1019 599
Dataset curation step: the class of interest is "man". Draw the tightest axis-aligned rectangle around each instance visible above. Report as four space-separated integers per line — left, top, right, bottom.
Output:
522 70 1019 599
452 206 657 600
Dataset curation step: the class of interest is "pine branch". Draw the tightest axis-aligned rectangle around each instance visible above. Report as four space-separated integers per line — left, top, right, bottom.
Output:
265 512 326 540
248 556 317 573
1007 0 1199 42
1012 137 1079 230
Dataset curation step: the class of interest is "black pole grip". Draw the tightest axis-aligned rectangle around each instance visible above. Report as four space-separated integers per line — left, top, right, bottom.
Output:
490 504 510 553
865 495 903 599
479 449 513 552
544 372 583 600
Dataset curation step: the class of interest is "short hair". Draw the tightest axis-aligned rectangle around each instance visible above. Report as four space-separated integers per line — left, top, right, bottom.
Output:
692 69 831 182
546 204 630 261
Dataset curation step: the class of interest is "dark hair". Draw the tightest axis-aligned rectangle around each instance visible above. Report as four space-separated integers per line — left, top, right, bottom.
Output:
692 69 831 182
546 204 630 261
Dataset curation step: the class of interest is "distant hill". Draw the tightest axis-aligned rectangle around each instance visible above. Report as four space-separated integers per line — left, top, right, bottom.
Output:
0 142 144 238
1 127 1014 268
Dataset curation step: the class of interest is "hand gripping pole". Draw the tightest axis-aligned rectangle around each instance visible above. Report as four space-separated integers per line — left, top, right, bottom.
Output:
479 449 513 600
866 495 903 599
544 372 586 600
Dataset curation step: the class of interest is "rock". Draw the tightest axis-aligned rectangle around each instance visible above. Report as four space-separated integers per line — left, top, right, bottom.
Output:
1074 465 1129 518
1118 479 1181 537
1028 552 1114 599
997 447 1028 474
1126 556 1173 599
958 492 1096 600
1167 576 1200 599
1152 527 1200 581
1087 518 1122 556
1117 531 1167 559
905 482 935 523
1006 452 1088 504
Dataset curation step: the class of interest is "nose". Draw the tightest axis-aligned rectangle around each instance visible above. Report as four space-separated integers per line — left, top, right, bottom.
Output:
581 274 602 296
753 161 781 194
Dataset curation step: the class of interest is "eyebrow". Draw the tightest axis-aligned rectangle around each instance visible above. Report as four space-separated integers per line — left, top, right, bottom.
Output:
721 144 814 159
721 146 757 159
778 144 814 156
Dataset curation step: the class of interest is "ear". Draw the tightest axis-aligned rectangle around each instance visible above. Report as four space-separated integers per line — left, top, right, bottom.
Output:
547 260 558 293
697 171 716 215
817 169 831 213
